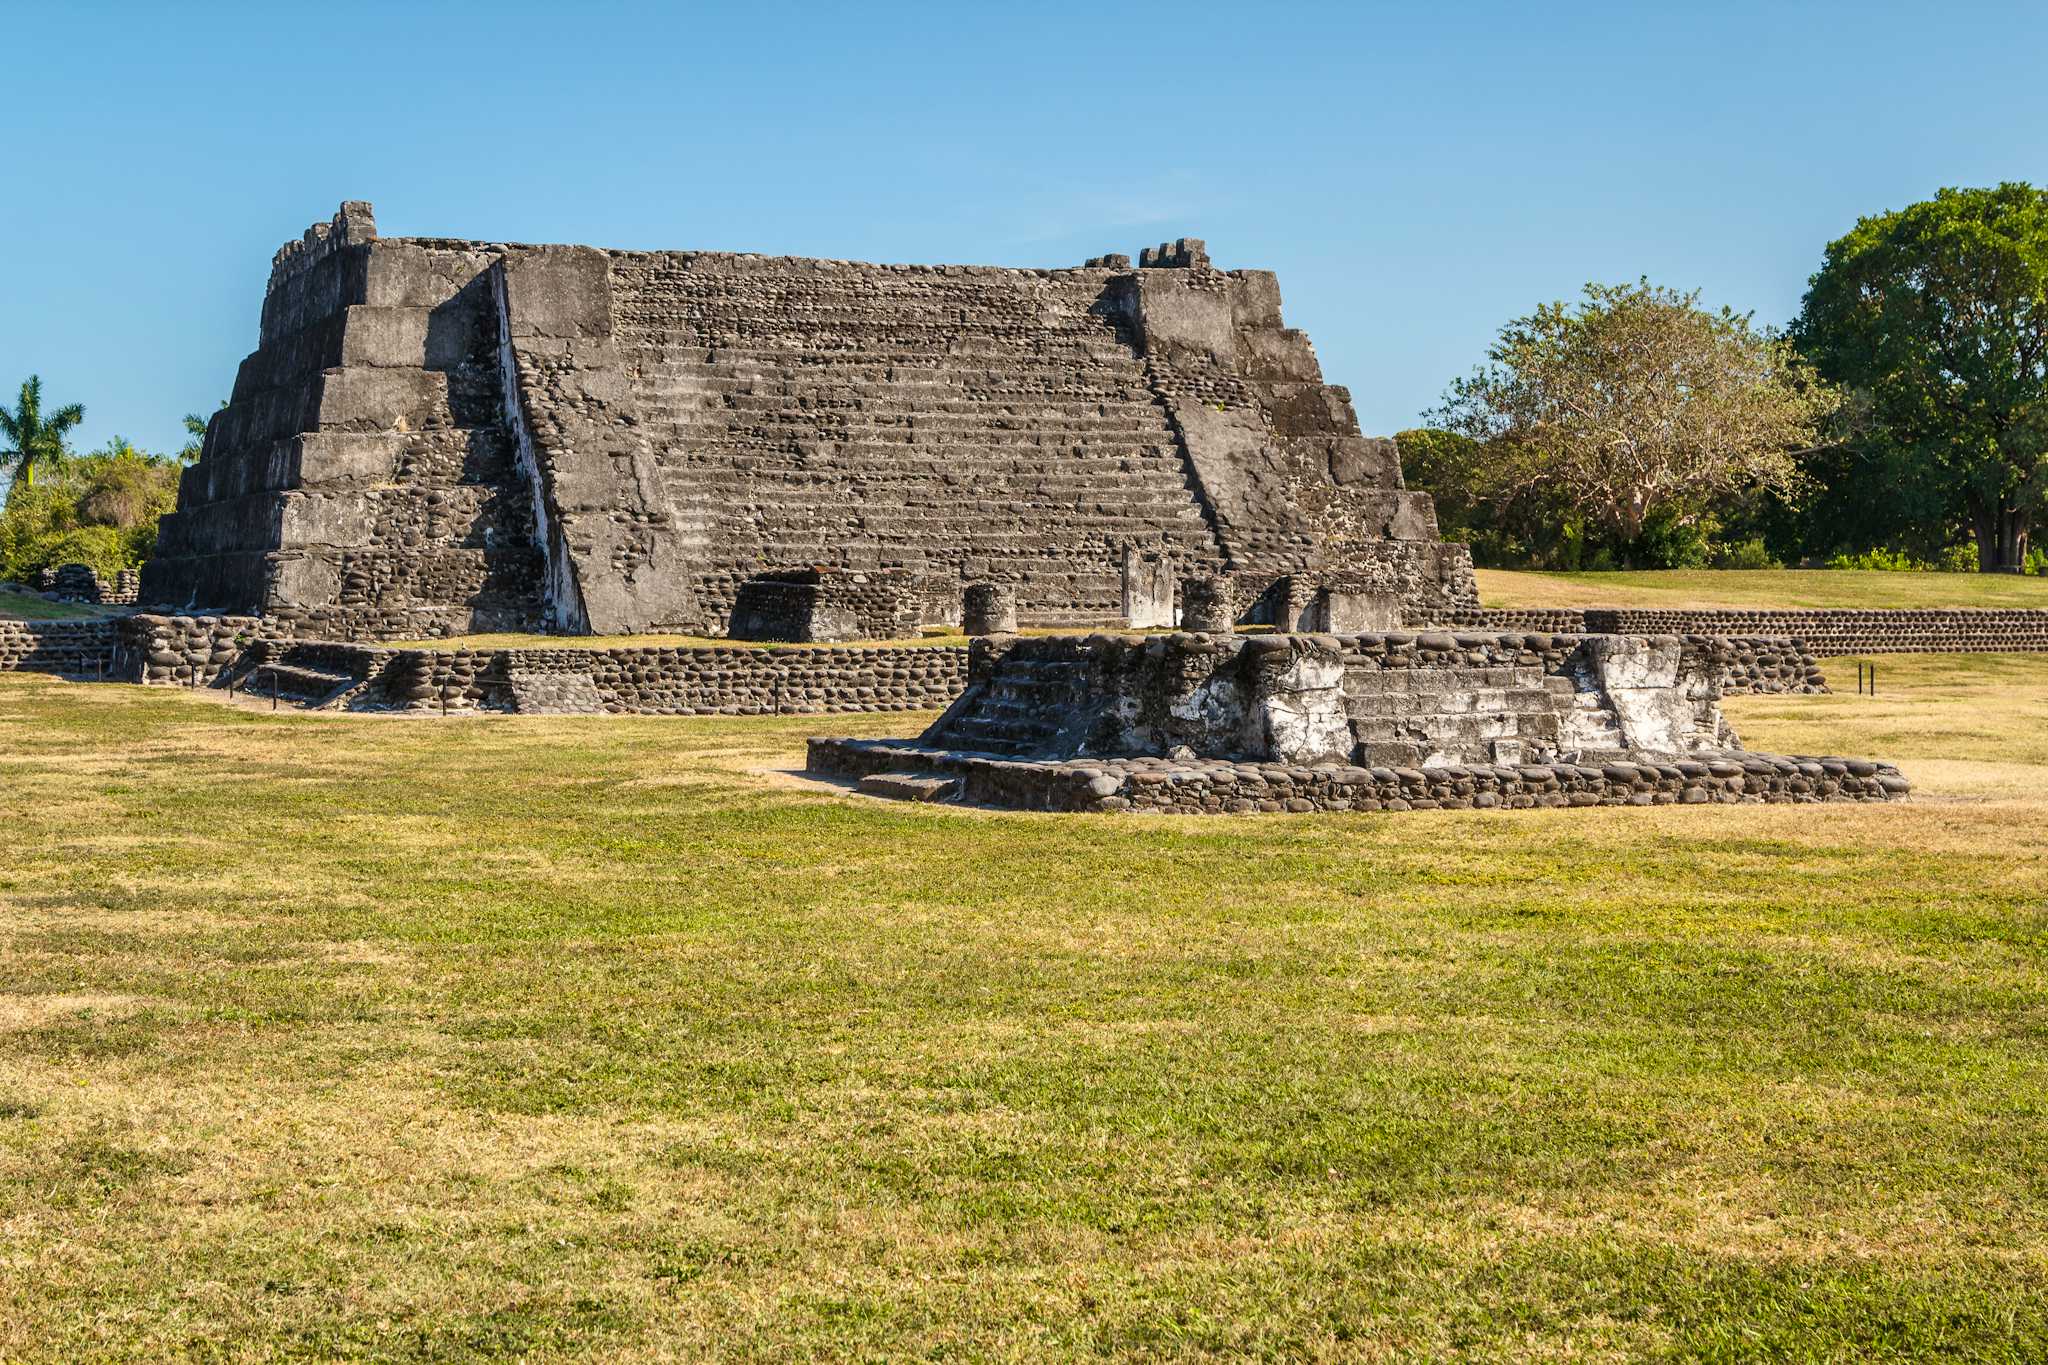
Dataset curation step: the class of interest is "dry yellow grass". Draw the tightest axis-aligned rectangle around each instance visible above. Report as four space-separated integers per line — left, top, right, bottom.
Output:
0 657 2044 1360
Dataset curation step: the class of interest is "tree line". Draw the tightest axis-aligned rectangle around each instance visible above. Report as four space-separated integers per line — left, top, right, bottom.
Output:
1404 183 2048 573
0 376 210 584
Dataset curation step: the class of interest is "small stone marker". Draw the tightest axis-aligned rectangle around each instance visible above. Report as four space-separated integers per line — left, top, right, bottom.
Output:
962 582 1017 636
1180 576 1237 633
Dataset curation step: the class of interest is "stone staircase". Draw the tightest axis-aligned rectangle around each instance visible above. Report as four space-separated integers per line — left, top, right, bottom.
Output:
220 640 393 710
1344 664 1627 766
1555 677 1629 756
923 649 1102 757
612 260 1225 628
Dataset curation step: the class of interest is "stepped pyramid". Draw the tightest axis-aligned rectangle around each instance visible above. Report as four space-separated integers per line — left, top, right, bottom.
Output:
144 204 1477 639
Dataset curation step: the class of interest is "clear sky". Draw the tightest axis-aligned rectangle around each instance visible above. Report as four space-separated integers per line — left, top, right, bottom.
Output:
4 0 2046 461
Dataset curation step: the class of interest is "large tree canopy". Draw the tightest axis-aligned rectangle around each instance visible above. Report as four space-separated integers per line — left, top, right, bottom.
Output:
1793 183 2048 571
1430 281 1836 560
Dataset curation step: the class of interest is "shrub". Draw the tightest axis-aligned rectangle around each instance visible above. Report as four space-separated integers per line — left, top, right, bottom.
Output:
0 441 179 582
1710 538 1781 569
1826 546 1981 572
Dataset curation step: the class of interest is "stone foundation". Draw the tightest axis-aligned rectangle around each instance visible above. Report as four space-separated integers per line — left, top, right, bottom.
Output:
1425 606 2048 657
806 629 1905 812
808 738 1910 814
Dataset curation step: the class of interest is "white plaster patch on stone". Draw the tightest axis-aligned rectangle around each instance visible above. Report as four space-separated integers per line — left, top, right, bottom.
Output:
1255 649 1352 765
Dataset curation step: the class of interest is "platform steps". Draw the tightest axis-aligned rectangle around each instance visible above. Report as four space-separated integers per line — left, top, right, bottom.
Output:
1343 665 1627 766
924 656 1099 757
220 643 385 711
225 660 357 709
855 771 962 803
1555 676 1628 756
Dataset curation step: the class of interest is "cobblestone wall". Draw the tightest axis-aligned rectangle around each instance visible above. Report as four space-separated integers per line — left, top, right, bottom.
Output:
372 643 969 715
35 564 139 604
116 614 289 685
809 738 1910 814
0 620 119 674
1424 605 2048 656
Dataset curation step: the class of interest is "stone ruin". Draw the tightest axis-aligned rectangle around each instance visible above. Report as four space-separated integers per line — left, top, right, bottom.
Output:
33 563 139 605
807 629 1910 813
141 203 1478 641
105 202 1907 813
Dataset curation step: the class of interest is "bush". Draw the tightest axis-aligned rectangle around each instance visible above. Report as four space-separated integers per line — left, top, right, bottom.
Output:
0 442 179 582
1826 545 1980 572
1710 538 1781 569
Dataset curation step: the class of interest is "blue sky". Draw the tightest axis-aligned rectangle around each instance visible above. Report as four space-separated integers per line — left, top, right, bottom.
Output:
4 0 2046 459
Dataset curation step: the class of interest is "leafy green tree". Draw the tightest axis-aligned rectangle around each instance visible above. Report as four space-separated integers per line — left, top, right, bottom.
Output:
0 375 84 495
0 438 180 581
1397 426 1582 567
1431 282 1836 567
1793 184 2048 571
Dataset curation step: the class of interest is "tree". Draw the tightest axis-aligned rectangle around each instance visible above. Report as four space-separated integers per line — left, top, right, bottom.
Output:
0 438 180 581
1793 184 2048 571
1397 426 1582 567
179 401 224 463
1430 281 1837 563
0 375 84 495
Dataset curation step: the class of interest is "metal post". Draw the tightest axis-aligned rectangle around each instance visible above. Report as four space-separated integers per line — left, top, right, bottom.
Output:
440 682 448 718
270 668 278 711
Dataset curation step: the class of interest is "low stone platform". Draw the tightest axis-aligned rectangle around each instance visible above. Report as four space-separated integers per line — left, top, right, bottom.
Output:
808 738 1911 814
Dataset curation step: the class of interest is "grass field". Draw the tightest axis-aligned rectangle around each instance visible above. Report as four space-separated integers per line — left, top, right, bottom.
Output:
0 589 108 621
2 657 2045 1359
1476 567 2048 610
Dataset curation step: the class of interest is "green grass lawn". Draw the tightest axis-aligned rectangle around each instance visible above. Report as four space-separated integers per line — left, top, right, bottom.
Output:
0 589 109 621
1 661 2044 1359
1477 567 2048 610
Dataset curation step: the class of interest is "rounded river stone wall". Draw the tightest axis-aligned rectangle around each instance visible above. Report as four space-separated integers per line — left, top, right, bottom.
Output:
809 738 1910 814
1426 606 2048 658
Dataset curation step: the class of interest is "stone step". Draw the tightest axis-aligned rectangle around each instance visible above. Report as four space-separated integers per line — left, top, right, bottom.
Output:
1345 688 1560 718
856 771 964 803
235 662 355 705
633 348 1146 377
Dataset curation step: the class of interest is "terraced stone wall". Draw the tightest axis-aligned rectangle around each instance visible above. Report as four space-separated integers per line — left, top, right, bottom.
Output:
147 204 1477 639
379 644 968 716
0 620 119 675
141 203 546 639
1427 606 2048 658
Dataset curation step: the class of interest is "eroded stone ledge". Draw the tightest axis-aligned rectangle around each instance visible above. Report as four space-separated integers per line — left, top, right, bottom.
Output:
807 738 1911 814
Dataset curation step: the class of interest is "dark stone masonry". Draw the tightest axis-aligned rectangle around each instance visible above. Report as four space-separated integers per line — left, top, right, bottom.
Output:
35 564 140 605
142 204 1478 640
1426 607 2048 657
809 739 1909 815
0 620 120 676
807 630 1908 814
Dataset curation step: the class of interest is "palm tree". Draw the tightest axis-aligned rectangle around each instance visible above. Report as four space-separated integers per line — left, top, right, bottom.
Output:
0 376 84 494
179 404 223 463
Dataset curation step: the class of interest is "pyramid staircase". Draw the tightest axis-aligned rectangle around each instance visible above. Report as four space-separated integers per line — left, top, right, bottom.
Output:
614 263 1225 627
